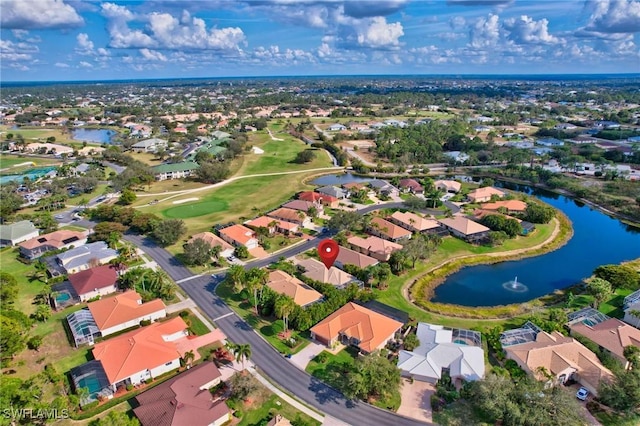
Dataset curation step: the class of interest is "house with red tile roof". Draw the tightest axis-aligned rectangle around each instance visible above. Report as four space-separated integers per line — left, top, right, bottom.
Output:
88 291 167 337
439 217 490 243
92 317 188 390
389 211 443 234
297 258 360 289
310 302 403 353
347 235 403 261
399 178 424 194
334 246 379 270
467 187 505 203
369 217 412 242
19 229 87 260
245 216 300 235
133 362 230 426
68 265 119 302
569 318 640 370
282 200 319 214
481 199 527 214
267 270 323 307
297 191 339 208
218 224 259 249
268 207 311 227
504 330 613 396
187 232 234 259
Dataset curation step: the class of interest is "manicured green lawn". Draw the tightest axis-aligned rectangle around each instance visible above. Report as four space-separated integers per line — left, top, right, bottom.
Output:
599 288 633 318
237 393 321 426
237 129 331 176
0 248 43 316
163 199 229 219
305 348 356 383
216 281 309 355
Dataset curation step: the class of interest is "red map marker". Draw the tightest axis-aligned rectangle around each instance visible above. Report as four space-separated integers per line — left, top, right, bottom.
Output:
318 239 339 269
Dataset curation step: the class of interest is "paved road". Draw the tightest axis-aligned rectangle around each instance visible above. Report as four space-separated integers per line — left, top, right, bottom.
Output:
125 233 427 426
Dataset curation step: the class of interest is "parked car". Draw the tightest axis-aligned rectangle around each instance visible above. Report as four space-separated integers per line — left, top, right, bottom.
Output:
576 387 589 401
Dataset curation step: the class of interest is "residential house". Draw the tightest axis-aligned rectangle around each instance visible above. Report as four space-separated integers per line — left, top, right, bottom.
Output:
267 270 323 307
347 235 403 262
55 241 118 275
624 290 640 328
282 200 319 214
443 151 470 163
187 232 234 259
267 208 311 227
310 302 403 353
131 138 168 153
133 362 230 426
439 217 490 243
316 185 349 199
334 246 379 270
466 187 506 203
434 180 461 193
504 328 613 396
297 258 360 289
328 123 347 131
19 230 87 260
245 216 299 235
481 200 527 214
71 163 91 176
398 178 424 195
68 265 119 302
89 317 225 391
389 211 443 234
0 220 39 247
152 162 200 181
212 130 231 140
536 138 565 147
25 142 74 156
218 224 259 249
368 217 412 242
397 323 485 384
88 291 166 337
368 179 399 197
297 191 339 208
569 318 640 369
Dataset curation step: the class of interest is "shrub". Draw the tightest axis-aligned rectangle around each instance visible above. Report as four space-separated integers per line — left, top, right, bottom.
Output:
126 384 134 391
314 352 329 364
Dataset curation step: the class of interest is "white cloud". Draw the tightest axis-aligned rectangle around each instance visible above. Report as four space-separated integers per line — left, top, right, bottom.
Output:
75 33 94 55
447 0 513 6
355 17 404 49
581 0 640 35
1 0 83 29
469 14 501 48
55 62 70 68
503 15 561 45
139 48 167 61
79 61 93 68
101 5 246 51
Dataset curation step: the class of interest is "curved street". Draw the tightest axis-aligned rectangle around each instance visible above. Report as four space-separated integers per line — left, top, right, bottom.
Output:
124 233 429 426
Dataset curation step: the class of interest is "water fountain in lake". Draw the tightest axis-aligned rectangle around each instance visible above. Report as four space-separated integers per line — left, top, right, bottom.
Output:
502 276 528 293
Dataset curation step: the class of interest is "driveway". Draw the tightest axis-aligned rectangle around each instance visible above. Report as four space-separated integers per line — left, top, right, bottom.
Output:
397 379 435 424
289 342 326 370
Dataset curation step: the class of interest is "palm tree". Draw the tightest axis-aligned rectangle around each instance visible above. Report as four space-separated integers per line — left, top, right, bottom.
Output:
211 245 222 263
246 268 268 315
182 350 195 367
233 343 252 370
32 261 49 284
274 295 296 334
227 265 246 292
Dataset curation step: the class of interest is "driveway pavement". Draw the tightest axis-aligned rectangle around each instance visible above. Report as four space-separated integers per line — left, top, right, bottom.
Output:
289 342 326 370
397 379 435 424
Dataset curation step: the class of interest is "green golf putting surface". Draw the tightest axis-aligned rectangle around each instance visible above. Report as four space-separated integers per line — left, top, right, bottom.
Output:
163 199 229 218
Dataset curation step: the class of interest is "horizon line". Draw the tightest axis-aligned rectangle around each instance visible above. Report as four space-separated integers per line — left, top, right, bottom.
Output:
3 72 640 85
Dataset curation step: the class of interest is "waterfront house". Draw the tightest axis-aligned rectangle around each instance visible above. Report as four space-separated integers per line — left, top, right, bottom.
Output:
389 211 443 234
466 187 506 203
438 217 490 243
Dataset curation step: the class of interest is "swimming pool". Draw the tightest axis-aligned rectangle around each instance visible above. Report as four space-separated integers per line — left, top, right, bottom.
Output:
56 292 71 303
453 339 468 345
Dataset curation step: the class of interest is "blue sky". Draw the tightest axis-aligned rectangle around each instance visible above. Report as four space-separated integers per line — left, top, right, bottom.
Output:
1 0 639 81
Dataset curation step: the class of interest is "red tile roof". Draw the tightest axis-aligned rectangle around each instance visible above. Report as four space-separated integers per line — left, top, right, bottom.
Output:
370 217 412 240
68 265 118 296
93 317 188 384
19 230 86 250
310 302 403 353
133 362 229 426
219 224 257 246
88 290 166 330
298 191 338 205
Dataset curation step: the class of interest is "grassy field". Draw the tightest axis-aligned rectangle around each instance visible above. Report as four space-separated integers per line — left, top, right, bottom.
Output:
236 392 321 426
236 128 332 176
0 154 60 170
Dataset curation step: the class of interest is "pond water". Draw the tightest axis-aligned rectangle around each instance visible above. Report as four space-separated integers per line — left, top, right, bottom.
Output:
0 166 56 184
310 172 373 186
71 128 116 144
432 184 640 307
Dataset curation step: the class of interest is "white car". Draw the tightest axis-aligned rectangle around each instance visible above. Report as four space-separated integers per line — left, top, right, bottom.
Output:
576 387 589 401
